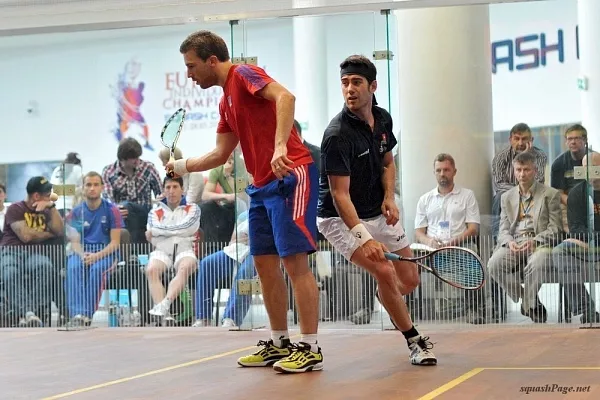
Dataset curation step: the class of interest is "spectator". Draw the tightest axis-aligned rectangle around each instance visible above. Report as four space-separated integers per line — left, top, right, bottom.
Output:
487 151 562 323
158 146 205 205
0 176 64 327
50 152 83 216
145 176 201 322
0 183 6 235
414 153 485 324
294 120 321 172
102 138 162 243
550 124 588 226
194 210 256 328
552 152 600 324
65 172 123 325
202 149 249 214
492 123 548 236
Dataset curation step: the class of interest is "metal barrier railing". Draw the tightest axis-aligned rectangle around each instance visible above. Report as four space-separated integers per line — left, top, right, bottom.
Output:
0 234 598 330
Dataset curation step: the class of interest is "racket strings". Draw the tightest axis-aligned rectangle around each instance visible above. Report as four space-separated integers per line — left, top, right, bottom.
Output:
429 250 484 289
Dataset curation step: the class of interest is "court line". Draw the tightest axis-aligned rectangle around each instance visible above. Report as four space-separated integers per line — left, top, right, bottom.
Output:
417 368 485 400
41 337 295 400
484 367 600 370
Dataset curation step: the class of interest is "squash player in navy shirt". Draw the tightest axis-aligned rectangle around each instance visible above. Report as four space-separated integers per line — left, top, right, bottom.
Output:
317 55 436 366
65 172 123 325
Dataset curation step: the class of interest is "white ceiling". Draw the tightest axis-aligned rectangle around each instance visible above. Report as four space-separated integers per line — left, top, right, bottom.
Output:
0 0 552 36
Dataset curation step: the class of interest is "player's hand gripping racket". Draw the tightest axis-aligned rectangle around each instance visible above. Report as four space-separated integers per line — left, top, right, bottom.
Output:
384 246 485 290
161 108 186 178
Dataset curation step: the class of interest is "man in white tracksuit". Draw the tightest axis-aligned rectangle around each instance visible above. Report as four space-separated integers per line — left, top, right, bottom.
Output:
145 176 201 321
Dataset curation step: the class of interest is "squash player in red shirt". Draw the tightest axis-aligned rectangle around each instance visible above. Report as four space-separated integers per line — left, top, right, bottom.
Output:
167 30 323 374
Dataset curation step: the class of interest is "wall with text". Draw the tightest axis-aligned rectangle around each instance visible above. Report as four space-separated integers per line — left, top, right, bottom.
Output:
0 0 580 179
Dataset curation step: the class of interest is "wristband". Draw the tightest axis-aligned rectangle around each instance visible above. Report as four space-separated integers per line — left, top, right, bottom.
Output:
350 223 373 246
173 159 190 176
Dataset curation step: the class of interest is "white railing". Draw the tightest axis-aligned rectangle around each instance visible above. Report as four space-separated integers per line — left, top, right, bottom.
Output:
0 234 598 330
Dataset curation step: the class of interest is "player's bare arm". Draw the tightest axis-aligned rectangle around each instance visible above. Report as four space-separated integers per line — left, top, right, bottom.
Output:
329 175 387 262
256 81 296 179
169 131 239 177
380 151 399 227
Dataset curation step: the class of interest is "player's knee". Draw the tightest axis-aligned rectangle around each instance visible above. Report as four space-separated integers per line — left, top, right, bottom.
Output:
402 271 420 292
282 254 312 280
283 263 312 280
373 263 397 286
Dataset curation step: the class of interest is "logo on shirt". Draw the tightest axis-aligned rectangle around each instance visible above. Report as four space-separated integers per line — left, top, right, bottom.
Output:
358 149 370 158
24 212 47 232
380 133 388 154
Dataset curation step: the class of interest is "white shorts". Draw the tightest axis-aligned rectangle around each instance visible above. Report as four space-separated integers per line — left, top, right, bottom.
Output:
149 250 197 270
317 214 410 261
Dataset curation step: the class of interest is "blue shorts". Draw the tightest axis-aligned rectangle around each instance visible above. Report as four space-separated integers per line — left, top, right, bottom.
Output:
246 163 318 258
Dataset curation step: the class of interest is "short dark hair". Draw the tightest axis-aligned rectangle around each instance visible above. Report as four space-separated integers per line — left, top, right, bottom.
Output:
179 30 230 62
65 152 81 165
433 153 456 168
513 150 537 166
83 171 103 185
163 176 184 188
510 123 531 136
294 120 302 136
117 138 142 161
340 55 377 83
565 124 587 140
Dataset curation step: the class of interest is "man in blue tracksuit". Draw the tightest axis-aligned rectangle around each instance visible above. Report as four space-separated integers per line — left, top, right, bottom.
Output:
65 171 123 324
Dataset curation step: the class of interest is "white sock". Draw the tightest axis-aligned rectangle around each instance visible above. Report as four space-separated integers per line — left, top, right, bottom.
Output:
300 334 319 353
271 330 289 348
161 298 172 307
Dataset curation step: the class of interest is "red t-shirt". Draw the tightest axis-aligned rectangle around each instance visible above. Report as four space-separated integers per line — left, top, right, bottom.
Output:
216 65 313 187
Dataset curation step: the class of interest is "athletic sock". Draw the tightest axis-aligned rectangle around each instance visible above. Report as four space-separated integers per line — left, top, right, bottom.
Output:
271 330 289 348
300 334 319 353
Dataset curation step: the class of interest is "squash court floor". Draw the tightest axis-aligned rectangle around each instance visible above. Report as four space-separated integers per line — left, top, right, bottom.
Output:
2 326 600 400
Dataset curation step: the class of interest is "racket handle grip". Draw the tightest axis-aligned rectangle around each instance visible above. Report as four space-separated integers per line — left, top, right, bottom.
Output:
166 155 175 178
384 252 401 261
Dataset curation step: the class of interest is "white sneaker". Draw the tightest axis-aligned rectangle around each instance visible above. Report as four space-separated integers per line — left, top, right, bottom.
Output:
408 336 437 366
149 299 171 317
221 318 237 328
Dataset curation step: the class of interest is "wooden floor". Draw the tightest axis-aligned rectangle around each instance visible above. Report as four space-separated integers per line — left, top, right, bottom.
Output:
2 326 600 400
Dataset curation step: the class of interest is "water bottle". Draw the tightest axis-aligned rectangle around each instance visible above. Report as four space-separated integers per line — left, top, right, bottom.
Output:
108 305 118 327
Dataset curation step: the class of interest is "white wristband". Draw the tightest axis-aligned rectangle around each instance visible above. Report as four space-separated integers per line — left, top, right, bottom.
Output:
350 223 373 246
173 159 190 176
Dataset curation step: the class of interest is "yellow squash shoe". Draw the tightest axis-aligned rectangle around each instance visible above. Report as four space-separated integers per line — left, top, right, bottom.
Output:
272 342 323 373
238 339 291 367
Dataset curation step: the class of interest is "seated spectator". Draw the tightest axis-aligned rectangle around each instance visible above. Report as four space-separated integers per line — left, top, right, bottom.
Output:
550 125 588 213
492 123 548 236
145 176 201 322
193 210 256 328
158 146 205 205
0 183 6 237
0 176 64 327
552 152 600 323
488 151 562 323
102 138 163 243
294 119 321 171
50 152 83 217
65 172 123 325
414 153 485 324
202 150 249 217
